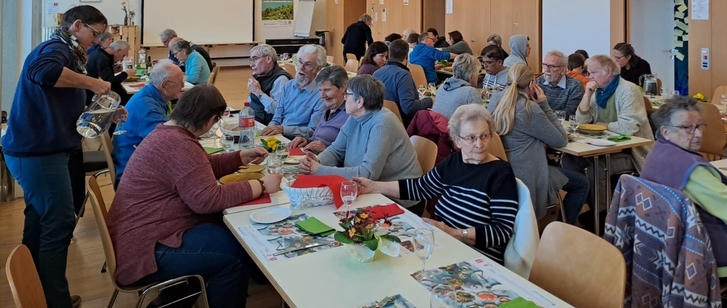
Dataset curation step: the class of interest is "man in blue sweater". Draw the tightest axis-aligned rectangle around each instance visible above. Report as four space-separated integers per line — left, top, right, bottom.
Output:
113 60 184 185
1 6 111 307
373 39 433 127
409 31 455 84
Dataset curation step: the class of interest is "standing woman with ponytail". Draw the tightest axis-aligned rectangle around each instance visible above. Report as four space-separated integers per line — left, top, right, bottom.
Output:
612 43 651 86
1 6 113 307
488 64 589 224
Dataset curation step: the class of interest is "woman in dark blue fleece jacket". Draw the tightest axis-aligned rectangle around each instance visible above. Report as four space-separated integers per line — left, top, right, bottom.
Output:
1 6 111 308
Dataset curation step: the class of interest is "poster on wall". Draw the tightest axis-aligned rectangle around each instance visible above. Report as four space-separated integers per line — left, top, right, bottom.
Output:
262 0 294 27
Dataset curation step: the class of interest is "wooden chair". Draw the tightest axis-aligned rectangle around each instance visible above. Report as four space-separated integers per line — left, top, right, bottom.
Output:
283 62 297 76
529 222 626 308
6 245 46 308
698 103 727 160
100 133 117 190
656 78 662 95
207 63 220 86
326 55 334 64
489 132 508 161
410 136 437 174
643 96 653 111
344 59 359 73
383 100 404 125
87 177 209 308
407 63 428 88
346 53 357 61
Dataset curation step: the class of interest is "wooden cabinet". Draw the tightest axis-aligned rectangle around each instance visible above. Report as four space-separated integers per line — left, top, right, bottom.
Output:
110 25 140 61
325 0 366 66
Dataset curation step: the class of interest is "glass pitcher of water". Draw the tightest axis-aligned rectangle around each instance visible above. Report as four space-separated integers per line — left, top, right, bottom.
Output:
76 91 121 138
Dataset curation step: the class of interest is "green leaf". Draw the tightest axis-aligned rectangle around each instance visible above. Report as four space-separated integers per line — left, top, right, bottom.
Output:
364 238 379 251
380 234 401 243
334 232 353 244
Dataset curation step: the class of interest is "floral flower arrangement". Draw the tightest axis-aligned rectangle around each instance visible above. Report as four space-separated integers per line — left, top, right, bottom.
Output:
693 93 708 103
261 137 281 152
333 208 400 251
121 2 135 25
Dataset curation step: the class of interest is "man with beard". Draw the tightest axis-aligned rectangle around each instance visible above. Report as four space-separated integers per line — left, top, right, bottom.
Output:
536 50 584 115
247 44 292 125
261 44 326 139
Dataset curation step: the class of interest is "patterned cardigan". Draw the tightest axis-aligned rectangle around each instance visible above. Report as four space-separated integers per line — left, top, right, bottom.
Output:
604 175 722 308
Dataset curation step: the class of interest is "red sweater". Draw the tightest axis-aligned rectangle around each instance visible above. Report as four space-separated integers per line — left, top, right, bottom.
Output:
108 125 253 285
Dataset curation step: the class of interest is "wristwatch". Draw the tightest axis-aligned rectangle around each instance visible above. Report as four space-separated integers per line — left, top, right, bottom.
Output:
460 228 469 240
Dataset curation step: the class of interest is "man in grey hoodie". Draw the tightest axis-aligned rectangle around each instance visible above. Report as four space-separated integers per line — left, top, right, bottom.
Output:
503 35 531 67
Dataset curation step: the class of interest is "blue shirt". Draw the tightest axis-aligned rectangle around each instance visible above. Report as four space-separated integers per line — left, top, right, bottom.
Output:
270 79 325 139
2 38 86 156
184 50 210 85
112 84 169 181
372 61 433 127
86 44 101 55
408 44 451 84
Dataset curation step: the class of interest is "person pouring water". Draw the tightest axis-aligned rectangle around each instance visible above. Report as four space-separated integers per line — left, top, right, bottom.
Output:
1 6 126 307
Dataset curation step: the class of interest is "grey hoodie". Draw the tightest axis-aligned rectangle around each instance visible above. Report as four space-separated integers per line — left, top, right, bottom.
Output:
503 35 529 67
432 77 482 119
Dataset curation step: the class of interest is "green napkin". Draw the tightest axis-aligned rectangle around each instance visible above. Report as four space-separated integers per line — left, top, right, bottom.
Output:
295 217 334 236
607 134 632 142
204 147 224 154
499 297 540 308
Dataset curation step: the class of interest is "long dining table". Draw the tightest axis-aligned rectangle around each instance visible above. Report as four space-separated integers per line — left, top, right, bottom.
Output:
223 193 574 308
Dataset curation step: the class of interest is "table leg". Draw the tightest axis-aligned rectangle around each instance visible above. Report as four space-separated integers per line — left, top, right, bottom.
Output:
593 155 601 236
605 153 612 214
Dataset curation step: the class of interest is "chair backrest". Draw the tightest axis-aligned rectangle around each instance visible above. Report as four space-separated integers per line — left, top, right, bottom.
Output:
529 222 626 308
100 133 117 189
409 136 437 174
346 53 357 61
326 55 334 65
712 85 727 105
489 133 508 161
383 100 404 125
656 78 662 95
504 178 539 279
6 245 47 308
407 63 428 88
207 64 220 85
283 62 297 76
344 59 358 73
87 176 122 289
643 96 653 111
698 103 726 158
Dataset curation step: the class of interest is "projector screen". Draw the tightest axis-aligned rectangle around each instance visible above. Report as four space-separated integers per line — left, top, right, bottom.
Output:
141 0 254 46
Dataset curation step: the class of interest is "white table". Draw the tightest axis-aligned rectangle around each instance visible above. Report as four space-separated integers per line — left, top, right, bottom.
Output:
554 122 654 235
224 194 573 308
121 80 195 95
711 159 727 176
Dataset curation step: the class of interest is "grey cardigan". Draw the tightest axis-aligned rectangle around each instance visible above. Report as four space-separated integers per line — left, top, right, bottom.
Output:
317 108 422 206
489 95 569 219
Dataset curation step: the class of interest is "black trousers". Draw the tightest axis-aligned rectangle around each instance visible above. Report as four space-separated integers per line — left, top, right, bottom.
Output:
67 150 86 215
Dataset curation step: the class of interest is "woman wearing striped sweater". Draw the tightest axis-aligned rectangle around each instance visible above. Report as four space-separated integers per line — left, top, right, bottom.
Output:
354 104 519 264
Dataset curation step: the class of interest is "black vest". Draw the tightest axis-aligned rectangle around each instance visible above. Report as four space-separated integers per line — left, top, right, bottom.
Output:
250 65 292 125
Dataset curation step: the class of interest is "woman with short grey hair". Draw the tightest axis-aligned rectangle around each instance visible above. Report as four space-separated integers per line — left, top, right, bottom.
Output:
299 75 423 211
86 31 114 55
432 54 483 119
354 103 519 265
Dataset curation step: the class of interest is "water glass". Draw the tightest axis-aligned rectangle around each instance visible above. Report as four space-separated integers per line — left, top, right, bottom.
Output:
418 85 426 97
266 154 283 174
660 86 668 97
221 133 234 152
428 83 437 93
414 228 435 279
555 110 566 123
340 181 358 215
569 114 579 137
76 91 121 139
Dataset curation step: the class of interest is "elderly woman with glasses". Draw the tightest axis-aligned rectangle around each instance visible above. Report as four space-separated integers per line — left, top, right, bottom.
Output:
432 54 483 119
170 39 210 85
354 104 518 264
640 97 727 276
108 85 281 307
488 64 589 224
299 75 424 211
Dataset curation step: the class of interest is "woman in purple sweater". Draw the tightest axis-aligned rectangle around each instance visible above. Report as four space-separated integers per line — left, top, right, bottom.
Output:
357 41 389 75
107 85 282 308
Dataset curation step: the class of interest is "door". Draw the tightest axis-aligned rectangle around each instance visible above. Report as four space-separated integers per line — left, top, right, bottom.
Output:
629 0 675 92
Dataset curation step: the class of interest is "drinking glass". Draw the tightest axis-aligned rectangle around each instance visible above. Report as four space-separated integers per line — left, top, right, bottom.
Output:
266 154 283 174
340 181 358 215
428 83 437 94
414 228 435 279
221 133 234 152
430 285 454 308
418 85 426 97
672 90 681 98
569 114 579 137
113 119 127 135
555 110 566 123
77 91 121 139
660 86 668 97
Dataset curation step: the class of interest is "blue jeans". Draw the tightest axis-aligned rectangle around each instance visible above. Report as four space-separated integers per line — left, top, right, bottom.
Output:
135 223 251 308
558 167 590 225
4 153 76 308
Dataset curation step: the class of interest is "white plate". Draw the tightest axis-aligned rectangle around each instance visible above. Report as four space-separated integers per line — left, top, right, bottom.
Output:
284 156 303 165
249 207 292 224
586 139 617 147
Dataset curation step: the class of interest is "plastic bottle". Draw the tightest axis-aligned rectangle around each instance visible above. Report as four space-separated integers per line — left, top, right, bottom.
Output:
238 102 256 149
137 49 147 74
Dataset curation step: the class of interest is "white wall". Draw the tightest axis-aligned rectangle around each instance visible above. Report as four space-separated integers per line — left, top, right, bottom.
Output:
630 0 674 89
542 0 612 59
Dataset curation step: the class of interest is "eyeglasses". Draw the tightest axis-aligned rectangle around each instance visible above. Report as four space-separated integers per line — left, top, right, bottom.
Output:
670 123 707 134
84 23 102 37
458 133 491 144
297 59 317 70
542 63 563 70
343 92 354 100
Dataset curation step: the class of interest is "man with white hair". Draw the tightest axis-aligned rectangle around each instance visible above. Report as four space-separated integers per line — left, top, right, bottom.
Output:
247 44 292 125
112 60 184 185
86 40 137 105
537 50 584 114
261 44 326 139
